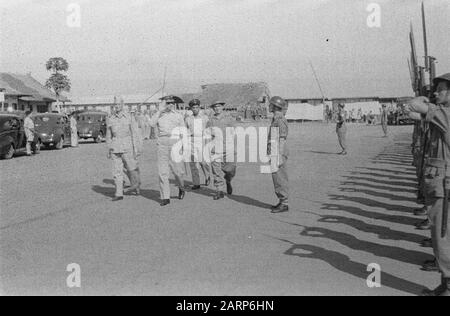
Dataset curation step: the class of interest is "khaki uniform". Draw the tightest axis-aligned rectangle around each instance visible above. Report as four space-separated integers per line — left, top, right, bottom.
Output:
106 111 142 198
150 109 185 200
207 112 236 192
423 104 450 278
24 116 34 155
269 112 289 205
186 113 210 186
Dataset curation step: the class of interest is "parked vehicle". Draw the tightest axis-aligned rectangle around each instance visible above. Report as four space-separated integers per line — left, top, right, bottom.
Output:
0 112 39 159
76 111 108 143
32 113 71 149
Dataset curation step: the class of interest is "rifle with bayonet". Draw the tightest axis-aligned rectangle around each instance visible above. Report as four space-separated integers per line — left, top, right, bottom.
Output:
412 3 447 237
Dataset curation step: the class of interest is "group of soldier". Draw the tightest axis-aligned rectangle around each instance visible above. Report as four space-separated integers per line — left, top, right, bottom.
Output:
406 73 450 296
105 95 290 213
103 74 450 295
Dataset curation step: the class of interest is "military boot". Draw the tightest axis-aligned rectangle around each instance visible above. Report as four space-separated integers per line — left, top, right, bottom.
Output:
160 199 170 207
226 181 233 195
271 203 289 214
213 191 225 200
178 188 186 200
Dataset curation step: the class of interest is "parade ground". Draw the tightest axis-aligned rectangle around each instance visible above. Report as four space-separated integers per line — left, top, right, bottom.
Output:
0 123 438 296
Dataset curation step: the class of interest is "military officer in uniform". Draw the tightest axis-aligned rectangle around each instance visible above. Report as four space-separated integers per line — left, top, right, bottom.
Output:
106 97 142 201
336 103 348 155
407 73 450 296
150 95 186 206
268 96 289 213
207 101 236 200
185 99 211 190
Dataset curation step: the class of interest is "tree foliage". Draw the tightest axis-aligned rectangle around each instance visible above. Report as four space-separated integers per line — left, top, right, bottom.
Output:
46 57 69 74
45 73 71 96
45 57 71 97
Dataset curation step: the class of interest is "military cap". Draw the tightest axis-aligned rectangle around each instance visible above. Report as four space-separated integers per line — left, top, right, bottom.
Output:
433 73 450 86
189 99 201 108
160 95 184 104
210 101 226 108
269 96 287 110
338 103 345 108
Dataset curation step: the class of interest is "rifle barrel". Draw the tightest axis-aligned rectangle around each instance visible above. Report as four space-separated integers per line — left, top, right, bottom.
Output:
422 2 429 70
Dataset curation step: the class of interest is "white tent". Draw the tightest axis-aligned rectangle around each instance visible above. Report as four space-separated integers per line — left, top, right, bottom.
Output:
286 103 324 121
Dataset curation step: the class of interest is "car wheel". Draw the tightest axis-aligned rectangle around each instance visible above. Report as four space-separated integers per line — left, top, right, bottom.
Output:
56 137 64 150
95 133 103 143
2 143 15 159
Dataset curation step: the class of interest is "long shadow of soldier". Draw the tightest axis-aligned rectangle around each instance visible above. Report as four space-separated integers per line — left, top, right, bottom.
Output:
350 171 416 182
305 212 426 244
335 189 418 205
291 223 434 266
321 202 418 226
341 180 417 194
344 175 417 189
356 166 413 175
275 238 428 296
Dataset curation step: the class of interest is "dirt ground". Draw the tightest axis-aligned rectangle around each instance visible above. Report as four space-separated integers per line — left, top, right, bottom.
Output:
0 122 439 296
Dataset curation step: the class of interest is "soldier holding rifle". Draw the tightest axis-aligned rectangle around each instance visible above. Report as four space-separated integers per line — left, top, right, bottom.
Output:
407 73 450 296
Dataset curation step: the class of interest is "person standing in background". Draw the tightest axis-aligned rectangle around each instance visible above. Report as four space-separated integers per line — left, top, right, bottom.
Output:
381 104 388 137
336 103 348 155
24 111 35 156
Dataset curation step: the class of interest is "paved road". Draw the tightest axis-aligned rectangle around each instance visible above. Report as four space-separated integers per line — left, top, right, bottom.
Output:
0 123 437 295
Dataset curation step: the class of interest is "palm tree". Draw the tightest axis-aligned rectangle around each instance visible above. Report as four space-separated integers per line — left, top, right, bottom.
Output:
45 57 71 112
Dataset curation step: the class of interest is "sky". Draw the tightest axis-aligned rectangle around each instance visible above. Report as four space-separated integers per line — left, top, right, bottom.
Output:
0 0 449 100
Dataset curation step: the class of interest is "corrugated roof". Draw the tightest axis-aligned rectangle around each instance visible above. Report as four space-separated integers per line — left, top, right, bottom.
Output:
198 82 270 109
0 73 68 102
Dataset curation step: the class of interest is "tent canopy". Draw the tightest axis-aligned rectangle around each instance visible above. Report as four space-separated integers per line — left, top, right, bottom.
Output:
286 103 324 121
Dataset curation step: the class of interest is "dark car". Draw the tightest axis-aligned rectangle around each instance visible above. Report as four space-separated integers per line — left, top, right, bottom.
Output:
0 112 39 159
33 113 72 149
76 111 107 143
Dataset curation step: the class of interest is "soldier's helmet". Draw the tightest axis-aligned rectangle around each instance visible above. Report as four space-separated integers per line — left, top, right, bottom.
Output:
189 99 201 108
269 96 287 110
433 73 450 86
